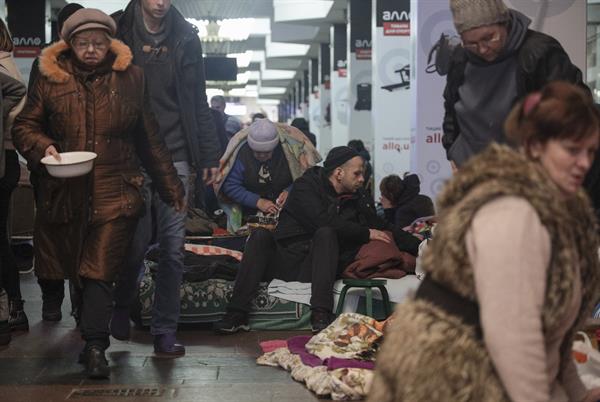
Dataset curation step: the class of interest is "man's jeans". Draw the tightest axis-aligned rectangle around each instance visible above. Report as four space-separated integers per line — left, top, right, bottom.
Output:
114 162 192 336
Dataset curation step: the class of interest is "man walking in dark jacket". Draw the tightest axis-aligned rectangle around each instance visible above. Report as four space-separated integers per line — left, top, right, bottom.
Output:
110 0 221 356
213 146 420 334
443 0 586 168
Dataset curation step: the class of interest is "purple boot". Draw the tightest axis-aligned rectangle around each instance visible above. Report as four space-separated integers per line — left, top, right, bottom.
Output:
154 333 185 357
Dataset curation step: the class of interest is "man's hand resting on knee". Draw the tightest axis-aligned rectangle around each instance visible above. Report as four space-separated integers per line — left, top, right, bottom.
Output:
369 229 392 244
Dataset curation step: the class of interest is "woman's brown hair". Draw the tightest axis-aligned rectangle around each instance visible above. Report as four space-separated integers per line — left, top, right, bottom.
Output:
0 19 14 52
379 174 404 206
504 81 600 153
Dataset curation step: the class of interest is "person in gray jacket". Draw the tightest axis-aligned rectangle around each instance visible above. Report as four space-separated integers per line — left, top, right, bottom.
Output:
442 0 586 168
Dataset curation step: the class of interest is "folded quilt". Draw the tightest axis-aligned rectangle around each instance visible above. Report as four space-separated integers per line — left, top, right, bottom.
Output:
257 347 373 400
256 313 387 400
306 313 384 361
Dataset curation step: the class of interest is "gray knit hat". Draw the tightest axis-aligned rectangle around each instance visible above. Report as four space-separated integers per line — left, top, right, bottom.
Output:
247 119 279 152
450 0 509 34
61 8 116 41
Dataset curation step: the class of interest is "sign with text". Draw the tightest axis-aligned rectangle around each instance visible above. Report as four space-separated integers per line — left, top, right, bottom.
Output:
372 0 412 199
350 0 372 60
7 0 45 57
348 0 373 152
377 0 410 37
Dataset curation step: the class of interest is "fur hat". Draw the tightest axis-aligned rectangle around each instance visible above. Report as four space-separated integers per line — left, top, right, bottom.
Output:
61 8 117 41
450 0 509 34
247 119 279 152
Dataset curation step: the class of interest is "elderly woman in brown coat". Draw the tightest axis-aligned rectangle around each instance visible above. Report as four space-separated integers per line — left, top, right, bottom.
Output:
13 8 184 379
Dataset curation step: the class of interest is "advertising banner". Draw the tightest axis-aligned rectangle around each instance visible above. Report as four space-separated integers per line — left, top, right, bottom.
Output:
348 0 373 151
372 0 411 199
331 24 349 147
409 0 454 199
7 0 45 58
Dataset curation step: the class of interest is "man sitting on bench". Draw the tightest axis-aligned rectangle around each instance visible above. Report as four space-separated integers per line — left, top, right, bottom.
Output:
213 146 421 334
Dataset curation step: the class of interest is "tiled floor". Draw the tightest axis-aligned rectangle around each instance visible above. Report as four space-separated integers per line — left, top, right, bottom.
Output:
0 273 324 401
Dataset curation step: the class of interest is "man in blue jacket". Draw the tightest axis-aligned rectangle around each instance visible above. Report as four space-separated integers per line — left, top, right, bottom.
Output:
221 119 293 218
110 0 221 356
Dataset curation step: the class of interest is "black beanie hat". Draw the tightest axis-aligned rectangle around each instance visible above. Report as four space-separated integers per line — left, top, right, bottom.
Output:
58 3 84 33
324 146 359 172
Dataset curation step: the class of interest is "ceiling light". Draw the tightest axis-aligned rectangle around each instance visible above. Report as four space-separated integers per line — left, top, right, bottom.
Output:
247 71 261 81
206 88 225 99
251 51 266 64
259 87 287 95
273 0 334 22
261 70 297 80
67 0 127 14
236 72 250 85
265 35 310 58
258 99 281 106
187 18 271 42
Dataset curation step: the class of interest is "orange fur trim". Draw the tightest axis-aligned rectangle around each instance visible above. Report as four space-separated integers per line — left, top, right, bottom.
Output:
38 40 70 83
37 38 133 83
109 39 133 71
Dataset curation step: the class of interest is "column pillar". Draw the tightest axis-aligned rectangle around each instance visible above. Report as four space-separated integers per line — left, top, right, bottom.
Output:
330 23 349 147
348 0 373 152
308 58 321 147
319 42 332 156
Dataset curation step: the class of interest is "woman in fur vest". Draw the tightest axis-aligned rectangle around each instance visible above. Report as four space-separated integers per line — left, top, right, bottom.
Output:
368 81 600 402
12 8 184 379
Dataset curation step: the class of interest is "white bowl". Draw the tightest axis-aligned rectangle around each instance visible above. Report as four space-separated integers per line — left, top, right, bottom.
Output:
41 151 97 178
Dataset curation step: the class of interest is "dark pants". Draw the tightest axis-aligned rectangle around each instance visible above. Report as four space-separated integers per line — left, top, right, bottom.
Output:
0 150 21 300
80 277 112 351
228 227 340 313
30 169 71 304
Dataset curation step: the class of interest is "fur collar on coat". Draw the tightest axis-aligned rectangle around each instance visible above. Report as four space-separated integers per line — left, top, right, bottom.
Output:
38 39 133 84
422 143 600 373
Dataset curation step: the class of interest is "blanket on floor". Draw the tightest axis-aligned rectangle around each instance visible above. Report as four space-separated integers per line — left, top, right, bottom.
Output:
257 313 387 400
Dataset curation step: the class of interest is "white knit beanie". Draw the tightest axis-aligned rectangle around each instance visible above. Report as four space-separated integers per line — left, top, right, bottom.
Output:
450 0 509 34
247 119 279 152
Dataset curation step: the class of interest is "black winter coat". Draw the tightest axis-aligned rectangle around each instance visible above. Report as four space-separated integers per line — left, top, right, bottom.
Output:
275 167 420 267
442 29 587 160
383 174 435 228
113 1 220 169
384 195 435 229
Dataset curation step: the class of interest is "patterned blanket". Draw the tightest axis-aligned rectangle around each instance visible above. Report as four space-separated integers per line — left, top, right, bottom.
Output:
136 244 311 329
257 313 388 400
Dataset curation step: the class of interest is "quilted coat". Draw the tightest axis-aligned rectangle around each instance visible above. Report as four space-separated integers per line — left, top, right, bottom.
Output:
13 39 184 282
368 144 600 402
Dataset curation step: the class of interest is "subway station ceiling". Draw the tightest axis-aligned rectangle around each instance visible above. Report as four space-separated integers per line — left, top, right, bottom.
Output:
53 0 348 102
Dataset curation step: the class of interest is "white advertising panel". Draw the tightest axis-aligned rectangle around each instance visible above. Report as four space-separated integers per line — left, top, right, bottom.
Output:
372 0 412 198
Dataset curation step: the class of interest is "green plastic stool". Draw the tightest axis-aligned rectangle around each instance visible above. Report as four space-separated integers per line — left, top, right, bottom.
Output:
335 279 392 319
